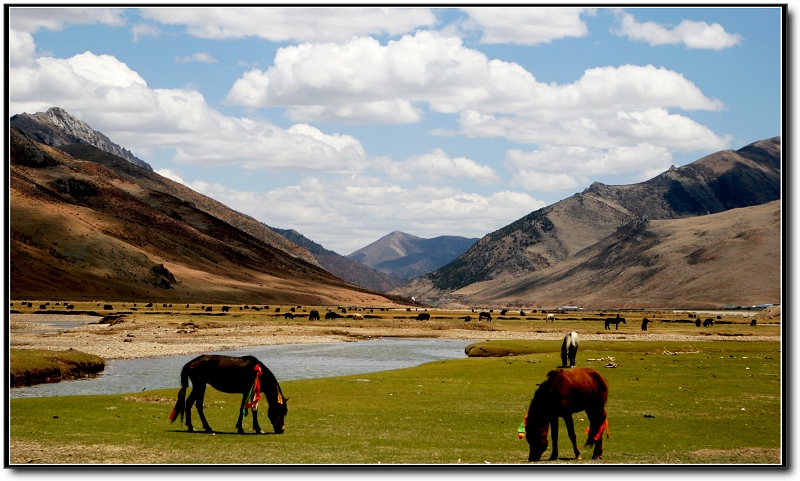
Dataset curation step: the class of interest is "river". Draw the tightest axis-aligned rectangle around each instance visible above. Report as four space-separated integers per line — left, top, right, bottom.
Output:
9 337 473 399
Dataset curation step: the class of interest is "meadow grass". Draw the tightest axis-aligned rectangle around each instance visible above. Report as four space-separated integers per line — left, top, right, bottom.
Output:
9 339 782 465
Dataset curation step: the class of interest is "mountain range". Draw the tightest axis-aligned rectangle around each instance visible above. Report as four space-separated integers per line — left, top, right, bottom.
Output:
8 126 398 306
347 231 478 283
393 137 781 309
8 107 782 309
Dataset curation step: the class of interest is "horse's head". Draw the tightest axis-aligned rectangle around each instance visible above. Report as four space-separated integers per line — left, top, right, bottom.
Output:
268 388 288 434
526 424 549 461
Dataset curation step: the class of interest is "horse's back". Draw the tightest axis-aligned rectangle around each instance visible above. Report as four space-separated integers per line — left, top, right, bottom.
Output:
547 368 608 411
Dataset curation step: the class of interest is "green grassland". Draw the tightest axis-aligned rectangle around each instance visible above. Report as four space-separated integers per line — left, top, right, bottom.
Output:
9 339 782 465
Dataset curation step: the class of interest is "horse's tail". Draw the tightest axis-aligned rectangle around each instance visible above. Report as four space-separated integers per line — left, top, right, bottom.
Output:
169 363 191 423
585 370 610 446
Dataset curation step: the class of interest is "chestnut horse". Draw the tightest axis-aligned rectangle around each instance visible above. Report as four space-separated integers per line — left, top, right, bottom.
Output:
524 368 609 461
169 354 288 434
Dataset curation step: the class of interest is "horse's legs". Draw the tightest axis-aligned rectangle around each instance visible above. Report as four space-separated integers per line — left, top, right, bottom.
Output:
563 414 581 459
251 403 263 434
193 385 213 432
236 393 247 434
547 417 559 460
184 388 196 432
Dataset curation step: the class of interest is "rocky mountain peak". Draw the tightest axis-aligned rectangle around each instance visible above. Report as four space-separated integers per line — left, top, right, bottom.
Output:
10 107 153 171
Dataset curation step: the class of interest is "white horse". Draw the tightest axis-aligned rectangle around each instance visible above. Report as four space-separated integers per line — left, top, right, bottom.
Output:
561 331 579 367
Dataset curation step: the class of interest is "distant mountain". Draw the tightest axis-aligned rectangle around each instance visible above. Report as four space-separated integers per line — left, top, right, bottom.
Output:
11 107 153 171
269 227 404 292
9 126 398 306
393 137 781 309
348 231 479 282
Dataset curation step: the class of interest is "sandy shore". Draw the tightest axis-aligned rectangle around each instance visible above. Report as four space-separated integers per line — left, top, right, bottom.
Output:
8 312 781 360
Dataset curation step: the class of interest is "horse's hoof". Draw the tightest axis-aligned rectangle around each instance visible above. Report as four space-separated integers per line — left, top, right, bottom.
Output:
237 429 245 434
592 455 603 460
187 427 194 432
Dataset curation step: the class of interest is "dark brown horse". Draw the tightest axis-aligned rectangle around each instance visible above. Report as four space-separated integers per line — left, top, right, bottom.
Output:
169 354 288 434
524 368 609 461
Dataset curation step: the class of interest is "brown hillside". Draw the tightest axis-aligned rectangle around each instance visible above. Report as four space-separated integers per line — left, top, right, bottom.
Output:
9 128 396 306
447 200 781 309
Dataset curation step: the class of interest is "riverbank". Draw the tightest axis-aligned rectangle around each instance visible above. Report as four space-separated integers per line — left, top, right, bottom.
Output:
9 348 105 387
9 308 781 361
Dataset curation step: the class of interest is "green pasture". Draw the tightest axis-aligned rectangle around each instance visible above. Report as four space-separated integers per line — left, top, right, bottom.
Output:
9 340 782 465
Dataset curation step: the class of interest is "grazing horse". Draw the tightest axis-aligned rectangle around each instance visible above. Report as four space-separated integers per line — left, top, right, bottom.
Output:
479 311 492 322
604 314 626 330
524 368 609 461
169 355 288 434
561 332 579 367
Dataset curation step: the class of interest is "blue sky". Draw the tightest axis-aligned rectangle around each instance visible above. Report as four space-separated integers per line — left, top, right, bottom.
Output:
7 4 784 255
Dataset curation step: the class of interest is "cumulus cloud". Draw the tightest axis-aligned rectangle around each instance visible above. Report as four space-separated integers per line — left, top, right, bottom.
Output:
8 49 373 174
612 11 743 50
460 6 593 45
181 174 545 254
140 6 437 43
381 148 500 184
505 143 674 192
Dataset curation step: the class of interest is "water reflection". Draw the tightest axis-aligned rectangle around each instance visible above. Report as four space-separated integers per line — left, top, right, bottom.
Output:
9 338 472 399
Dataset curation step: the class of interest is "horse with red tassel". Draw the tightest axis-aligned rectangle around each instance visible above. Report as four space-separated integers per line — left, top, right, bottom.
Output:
522 367 609 461
169 354 287 434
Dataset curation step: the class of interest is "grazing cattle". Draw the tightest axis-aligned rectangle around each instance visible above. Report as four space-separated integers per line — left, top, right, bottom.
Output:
604 314 626 330
416 312 431 321
221 306 231 312
501 310 508 316
479 312 492 322
308 310 320 321
352 314 364 320
283 312 294 319
104 304 113 310
750 319 757 326
325 311 342 319
523 368 609 461
169 355 287 434
546 314 555 322
703 318 714 327
641 318 650 331
561 332 579 367
695 319 702 327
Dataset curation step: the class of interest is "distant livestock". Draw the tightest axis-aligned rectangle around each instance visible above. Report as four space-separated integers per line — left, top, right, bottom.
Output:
641 318 650 331
325 311 342 319
750 319 757 326
561 332 579 367
695 319 702 327
308 310 320 321
479 312 492 322
352 314 364 320
546 314 555 322
703 318 714 327
283 313 295 319
604 314 626 330
416 312 431 321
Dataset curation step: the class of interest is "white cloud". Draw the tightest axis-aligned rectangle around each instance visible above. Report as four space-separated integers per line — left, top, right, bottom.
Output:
613 11 743 50
8 7 126 33
175 52 218 64
140 6 437 43
183 175 545 254
460 6 593 45
381 148 500 184
505 143 674 192
132 23 160 42
8 50 373 174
